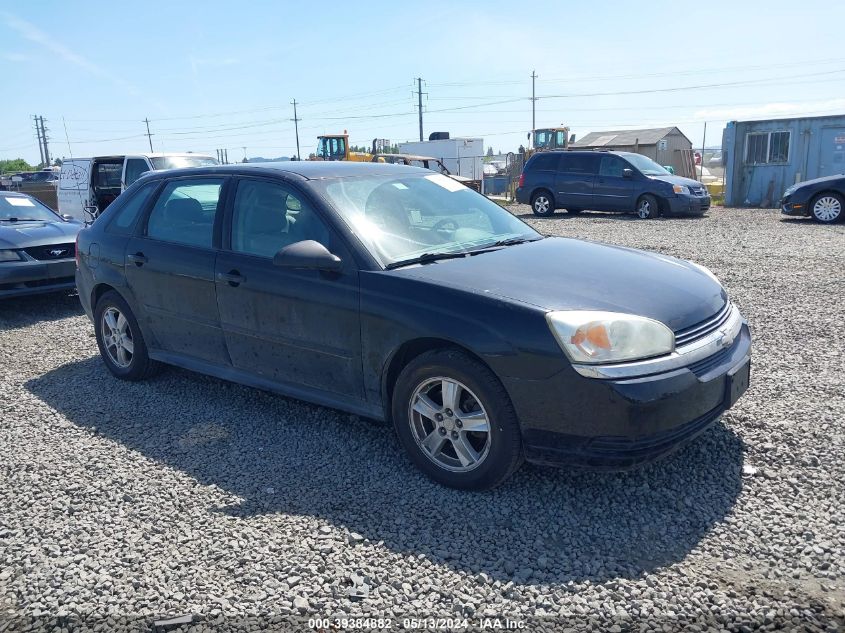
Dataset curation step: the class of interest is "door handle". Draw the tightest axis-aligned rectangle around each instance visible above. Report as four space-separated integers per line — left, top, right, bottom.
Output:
127 252 147 266
217 270 245 287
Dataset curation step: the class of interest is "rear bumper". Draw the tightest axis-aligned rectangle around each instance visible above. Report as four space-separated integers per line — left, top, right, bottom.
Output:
505 323 752 470
515 187 530 204
0 259 76 298
666 193 710 215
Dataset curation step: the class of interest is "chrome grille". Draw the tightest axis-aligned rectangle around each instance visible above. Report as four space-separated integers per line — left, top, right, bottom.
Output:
675 302 732 348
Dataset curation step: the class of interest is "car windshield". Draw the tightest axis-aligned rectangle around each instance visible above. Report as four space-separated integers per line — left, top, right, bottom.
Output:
318 173 541 267
623 153 670 176
150 156 219 170
0 194 60 221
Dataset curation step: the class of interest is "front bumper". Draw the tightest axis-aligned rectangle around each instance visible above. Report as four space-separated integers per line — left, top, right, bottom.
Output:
666 192 711 215
0 259 76 298
505 320 751 470
780 195 809 216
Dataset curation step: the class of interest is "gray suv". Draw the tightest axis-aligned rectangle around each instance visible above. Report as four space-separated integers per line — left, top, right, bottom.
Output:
516 150 711 218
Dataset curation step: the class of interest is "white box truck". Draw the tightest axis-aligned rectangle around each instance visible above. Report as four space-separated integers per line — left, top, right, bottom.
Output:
397 138 484 192
58 153 218 220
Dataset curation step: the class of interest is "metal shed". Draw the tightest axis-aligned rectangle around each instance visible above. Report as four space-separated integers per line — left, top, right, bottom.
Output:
722 114 845 207
571 127 694 176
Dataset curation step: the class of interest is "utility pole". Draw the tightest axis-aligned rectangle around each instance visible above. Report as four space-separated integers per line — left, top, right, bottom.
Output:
242 146 247 163
143 118 154 152
530 70 537 148
291 99 301 160
414 78 426 142
223 149 228 165
700 121 707 180
39 116 50 166
33 115 45 166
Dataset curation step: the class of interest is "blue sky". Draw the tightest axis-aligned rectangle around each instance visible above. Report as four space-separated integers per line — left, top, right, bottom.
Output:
2 0 844 164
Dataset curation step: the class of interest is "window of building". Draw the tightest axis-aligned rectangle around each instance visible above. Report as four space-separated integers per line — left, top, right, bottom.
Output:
745 131 791 165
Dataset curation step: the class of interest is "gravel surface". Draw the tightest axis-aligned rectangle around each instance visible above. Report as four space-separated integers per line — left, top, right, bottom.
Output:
1 206 843 632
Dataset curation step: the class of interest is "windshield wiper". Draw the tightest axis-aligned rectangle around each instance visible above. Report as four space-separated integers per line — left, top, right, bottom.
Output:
385 251 471 270
488 236 542 247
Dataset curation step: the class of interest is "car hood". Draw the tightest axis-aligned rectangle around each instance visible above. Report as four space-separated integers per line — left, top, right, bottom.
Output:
0 220 82 249
647 174 705 188
390 237 727 332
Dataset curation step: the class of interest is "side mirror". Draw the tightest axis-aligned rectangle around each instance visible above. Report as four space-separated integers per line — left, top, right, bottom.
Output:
273 240 342 272
622 168 634 179
61 214 75 221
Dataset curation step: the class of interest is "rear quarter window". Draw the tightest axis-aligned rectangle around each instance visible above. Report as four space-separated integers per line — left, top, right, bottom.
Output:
105 181 158 236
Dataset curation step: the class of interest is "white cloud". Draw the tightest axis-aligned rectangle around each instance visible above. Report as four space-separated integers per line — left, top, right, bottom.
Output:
2 12 140 96
1 51 28 62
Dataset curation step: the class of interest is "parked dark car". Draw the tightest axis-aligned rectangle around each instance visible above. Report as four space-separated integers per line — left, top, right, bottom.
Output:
780 174 844 223
516 150 711 218
0 191 82 298
75 162 750 490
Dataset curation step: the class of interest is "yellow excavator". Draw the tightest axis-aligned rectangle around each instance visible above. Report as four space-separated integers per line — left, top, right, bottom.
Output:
524 126 571 158
311 131 373 161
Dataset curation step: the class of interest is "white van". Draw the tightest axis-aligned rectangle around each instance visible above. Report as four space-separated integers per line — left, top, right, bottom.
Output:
58 153 218 220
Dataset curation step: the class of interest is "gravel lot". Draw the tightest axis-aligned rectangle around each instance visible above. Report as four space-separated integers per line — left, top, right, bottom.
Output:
1 206 843 632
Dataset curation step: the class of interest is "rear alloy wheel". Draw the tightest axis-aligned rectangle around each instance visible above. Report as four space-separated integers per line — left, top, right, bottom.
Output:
392 349 523 490
531 190 555 216
811 193 843 223
637 194 659 219
94 290 159 381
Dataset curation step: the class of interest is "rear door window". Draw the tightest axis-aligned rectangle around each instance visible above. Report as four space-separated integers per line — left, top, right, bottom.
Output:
528 153 561 171
559 154 599 174
145 178 224 248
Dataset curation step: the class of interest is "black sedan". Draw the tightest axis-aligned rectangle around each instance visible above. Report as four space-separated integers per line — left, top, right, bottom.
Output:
1 191 82 298
781 174 844 223
75 162 751 490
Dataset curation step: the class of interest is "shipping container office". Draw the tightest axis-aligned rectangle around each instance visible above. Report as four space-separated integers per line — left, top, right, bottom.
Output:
722 114 845 207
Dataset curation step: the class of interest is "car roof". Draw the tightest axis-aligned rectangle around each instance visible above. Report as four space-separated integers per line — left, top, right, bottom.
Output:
141 161 431 181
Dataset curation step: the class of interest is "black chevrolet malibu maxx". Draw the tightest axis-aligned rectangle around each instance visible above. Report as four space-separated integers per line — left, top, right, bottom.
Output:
75 162 751 490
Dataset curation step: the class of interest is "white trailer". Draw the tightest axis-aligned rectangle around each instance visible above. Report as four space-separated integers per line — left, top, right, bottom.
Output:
397 138 484 191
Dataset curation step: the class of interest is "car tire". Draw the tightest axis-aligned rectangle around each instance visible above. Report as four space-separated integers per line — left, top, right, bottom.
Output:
94 290 159 381
636 194 660 219
530 190 555 216
810 192 843 224
391 348 523 490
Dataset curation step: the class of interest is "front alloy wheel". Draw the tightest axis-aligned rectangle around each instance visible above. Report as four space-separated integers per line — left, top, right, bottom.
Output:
811 194 843 223
409 377 491 472
392 349 523 490
637 194 659 219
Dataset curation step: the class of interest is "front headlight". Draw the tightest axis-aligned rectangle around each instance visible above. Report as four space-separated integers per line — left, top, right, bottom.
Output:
0 249 22 262
546 311 675 364
672 184 689 194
